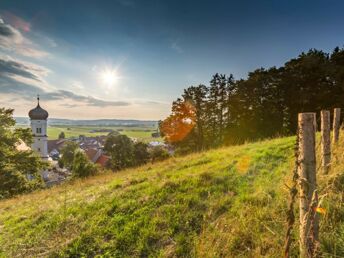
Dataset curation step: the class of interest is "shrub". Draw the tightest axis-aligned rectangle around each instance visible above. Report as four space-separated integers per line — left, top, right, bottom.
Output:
134 142 150 166
150 146 170 162
72 150 98 178
60 141 79 169
58 131 65 139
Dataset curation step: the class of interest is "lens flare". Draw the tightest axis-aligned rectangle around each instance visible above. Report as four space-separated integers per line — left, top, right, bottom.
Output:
314 207 326 215
160 100 196 143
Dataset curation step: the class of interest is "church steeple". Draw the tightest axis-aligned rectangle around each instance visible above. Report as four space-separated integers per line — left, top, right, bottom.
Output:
29 95 49 120
28 96 49 160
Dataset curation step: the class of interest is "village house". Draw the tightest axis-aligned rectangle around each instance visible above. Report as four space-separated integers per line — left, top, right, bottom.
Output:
47 134 109 167
47 139 68 160
84 148 110 167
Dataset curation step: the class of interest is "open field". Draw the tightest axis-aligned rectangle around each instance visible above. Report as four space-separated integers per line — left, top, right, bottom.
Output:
0 135 343 257
17 125 162 143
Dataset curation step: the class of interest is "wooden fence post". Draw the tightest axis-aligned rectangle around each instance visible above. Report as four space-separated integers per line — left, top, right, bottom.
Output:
333 108 341 143
321 110 331 173
298 113 317 257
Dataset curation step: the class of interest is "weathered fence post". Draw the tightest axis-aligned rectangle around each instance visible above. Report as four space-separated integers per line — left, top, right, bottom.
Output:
333 108 341 143
298 113 317 257
321 110 331 173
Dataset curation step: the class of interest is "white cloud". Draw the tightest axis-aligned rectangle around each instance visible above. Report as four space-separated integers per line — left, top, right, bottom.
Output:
0 15 49 58
0 56 49 81
0 56 131 109
0 13 168 120
71 80 85 90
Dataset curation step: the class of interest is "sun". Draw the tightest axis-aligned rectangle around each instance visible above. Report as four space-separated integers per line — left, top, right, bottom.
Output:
100 69 119 86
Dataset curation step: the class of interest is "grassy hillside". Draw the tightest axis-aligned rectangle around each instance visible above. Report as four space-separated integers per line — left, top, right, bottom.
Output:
0 136 343 257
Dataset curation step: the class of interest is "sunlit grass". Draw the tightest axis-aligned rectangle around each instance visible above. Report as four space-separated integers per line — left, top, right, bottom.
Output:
0 135 343 257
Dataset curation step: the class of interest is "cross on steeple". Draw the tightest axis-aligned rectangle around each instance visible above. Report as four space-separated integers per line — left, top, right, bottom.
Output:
37 94 40 105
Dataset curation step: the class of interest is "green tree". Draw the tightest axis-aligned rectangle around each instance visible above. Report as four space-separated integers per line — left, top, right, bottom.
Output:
58 131 65 139
72 150 97 178
157 120 164 137
207 74 220 146
104 134 134 170
60 141 79 168
150 146 170 162
206 73 232 147
162 47 344 152
0 108 46 198
182 84 208 150
281 49 334 133
134 142 150 166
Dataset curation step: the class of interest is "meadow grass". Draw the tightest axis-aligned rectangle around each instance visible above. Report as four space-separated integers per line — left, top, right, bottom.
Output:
17 125 162 142
0 135 343 257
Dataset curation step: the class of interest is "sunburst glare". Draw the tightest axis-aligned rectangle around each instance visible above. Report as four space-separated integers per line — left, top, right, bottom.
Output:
100 68 119 87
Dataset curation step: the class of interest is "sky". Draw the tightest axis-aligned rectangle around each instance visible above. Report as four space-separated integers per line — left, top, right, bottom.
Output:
1 0 344 120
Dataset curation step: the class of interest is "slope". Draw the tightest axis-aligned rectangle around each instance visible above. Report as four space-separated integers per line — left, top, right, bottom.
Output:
0 136 343 257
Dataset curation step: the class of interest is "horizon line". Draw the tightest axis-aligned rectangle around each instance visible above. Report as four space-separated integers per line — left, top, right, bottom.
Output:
14 116 160 122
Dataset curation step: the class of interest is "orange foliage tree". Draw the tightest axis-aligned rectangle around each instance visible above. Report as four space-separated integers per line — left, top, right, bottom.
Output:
160 99 196 144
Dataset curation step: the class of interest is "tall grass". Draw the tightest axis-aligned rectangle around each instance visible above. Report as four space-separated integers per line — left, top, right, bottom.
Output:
0 135 343 257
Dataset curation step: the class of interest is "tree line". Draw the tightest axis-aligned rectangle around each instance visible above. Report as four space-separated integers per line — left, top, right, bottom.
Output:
103 134 170 170
59 133 170 174
160 48 344 153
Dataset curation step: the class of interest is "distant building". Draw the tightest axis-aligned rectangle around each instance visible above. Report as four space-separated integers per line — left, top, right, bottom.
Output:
96 153 110 167
28 96 49 160
78 135 107 150
84 148 102 163
148 141 166 147
84 148 110 167
47 139 68 160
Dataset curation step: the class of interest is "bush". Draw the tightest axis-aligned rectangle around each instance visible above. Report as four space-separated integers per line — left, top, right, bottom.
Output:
60 141 79 169
150 146 170 162
72 150 98 178
134 142 150 166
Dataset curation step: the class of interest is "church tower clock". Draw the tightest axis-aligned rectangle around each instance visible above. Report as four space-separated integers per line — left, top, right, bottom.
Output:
28 95 49 160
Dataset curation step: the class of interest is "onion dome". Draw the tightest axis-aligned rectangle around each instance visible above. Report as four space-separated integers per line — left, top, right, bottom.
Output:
28 95 49 120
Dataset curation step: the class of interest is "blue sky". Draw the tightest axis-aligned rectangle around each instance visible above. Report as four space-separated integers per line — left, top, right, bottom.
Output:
1 0 344 119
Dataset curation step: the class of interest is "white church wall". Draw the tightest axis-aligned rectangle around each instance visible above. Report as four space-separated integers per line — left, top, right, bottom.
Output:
30 120 48 136
29 97 49 160
30 120 49 159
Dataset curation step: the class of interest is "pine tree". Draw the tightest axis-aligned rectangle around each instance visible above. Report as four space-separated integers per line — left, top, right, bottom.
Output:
161 47 344 152
182 85 208 150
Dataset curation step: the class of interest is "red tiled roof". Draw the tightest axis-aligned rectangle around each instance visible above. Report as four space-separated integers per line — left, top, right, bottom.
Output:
96 154 110 167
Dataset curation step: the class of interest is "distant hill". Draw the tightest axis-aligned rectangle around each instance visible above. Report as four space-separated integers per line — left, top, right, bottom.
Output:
15 117 158 127
1 136 343 257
